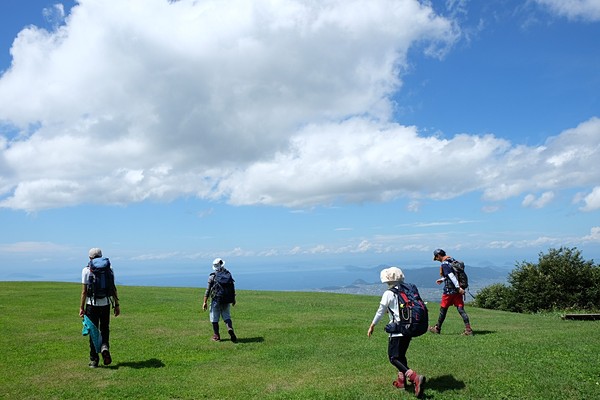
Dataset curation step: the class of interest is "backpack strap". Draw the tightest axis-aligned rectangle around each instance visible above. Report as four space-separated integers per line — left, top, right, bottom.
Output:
387 288 398 322
87 261 97 305
388 285 414 322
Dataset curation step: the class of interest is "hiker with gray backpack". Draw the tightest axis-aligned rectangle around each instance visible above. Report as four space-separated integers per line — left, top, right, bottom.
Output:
429 248 473 336
367 267 427 398
202 258 238 343
79 248 120 368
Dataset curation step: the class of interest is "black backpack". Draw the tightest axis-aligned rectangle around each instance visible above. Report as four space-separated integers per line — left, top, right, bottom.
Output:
211 269 235 304
87 257 116 301
451 259 469 289
385 283 429 337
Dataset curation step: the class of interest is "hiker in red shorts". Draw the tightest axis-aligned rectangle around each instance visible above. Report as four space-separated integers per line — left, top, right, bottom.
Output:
428 249 473 336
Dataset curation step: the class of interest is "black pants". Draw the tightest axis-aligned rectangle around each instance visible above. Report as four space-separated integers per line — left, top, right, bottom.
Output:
388 335 412 374
85 304 110 361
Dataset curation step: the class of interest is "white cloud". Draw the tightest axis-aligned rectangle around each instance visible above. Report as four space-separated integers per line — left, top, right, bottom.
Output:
582 226 600 242
0 241 69 253
407 200 421 212
0 0 599 214
578 186 600 211
522 191 555 208
0 0 458 212
535 0 600 21
482 205 500 213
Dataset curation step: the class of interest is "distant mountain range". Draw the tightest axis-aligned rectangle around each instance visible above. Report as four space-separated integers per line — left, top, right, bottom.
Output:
316 265 509 301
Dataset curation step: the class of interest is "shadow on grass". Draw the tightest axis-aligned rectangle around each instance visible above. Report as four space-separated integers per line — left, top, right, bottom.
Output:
223 336 264 344
472 330 495 336
424 374 465 394
109 358 165 369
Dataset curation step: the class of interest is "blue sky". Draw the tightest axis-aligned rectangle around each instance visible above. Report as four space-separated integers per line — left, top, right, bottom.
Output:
1 0 599 289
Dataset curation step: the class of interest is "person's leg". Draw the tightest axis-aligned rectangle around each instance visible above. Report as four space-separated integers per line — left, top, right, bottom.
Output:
209 301 221 341
221 304 237 342
453 294 473 335
98 305 110 348
389 336 425 396
457 307 472 335
430 294 450 333
98 305 112 365
85 305 100 364
388 336 410 388
431 306 448 333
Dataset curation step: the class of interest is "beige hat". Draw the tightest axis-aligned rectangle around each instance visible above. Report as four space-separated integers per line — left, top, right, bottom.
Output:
380 266 405 283
89 248 103 259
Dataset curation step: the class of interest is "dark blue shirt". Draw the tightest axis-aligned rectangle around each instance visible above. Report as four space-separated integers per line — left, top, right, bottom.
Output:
441 257 460 295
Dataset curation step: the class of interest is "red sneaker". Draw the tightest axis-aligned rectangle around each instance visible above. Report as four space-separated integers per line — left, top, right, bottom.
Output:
413 374 426 398
211 334 221 342
392 372 405 389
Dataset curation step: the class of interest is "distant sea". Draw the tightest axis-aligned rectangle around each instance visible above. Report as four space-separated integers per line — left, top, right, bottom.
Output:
3 262 509 302
113 264 509 301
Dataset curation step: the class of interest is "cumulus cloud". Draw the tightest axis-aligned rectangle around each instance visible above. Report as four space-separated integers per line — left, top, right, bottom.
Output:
522 191 555 208
0 0 458 211
534 0 600 21
578 186 600 211
0 0 599 213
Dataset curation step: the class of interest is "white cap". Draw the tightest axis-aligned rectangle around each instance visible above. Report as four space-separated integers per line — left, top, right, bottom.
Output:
89 248 103 259
212 258 224 266
380 267 405 283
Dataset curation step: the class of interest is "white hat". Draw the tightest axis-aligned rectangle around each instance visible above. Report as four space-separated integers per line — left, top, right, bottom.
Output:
89 248 103 259
212 258 224 266
380 267 405 283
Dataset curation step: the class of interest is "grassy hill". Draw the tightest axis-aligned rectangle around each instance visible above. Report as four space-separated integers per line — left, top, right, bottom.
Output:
1 282 598 399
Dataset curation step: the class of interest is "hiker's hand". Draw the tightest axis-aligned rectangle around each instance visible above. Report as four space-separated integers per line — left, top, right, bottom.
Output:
202 302 207 311
79 308 84 318
458 288 465 295
114 305 121 317
232 301 236 307
436 278 443 285
367 324 375 337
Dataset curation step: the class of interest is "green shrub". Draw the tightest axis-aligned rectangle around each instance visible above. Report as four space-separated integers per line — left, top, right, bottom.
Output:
478 247 600 313
509 247 599 312
474 283 516 312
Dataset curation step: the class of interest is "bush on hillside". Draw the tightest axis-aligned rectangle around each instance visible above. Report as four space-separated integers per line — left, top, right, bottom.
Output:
476 247 600 313
473 283 516 312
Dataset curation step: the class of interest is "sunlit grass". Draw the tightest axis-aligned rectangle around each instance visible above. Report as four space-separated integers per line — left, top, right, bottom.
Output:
1 282 598 399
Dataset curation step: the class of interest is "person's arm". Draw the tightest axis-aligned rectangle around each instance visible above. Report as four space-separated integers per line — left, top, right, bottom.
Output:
202 274 214 311
79 284 87 317
232 281 236 306
447 272 461 290
368 303 387 337
368 292 390 337
112 286 121 316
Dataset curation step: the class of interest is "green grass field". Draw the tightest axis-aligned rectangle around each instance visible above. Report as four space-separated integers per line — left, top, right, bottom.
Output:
1 282 598 399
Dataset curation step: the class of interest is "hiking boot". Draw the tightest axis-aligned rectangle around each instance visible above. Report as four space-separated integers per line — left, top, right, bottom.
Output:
101 345 112 366
89 359 99 368
406 369 425 398
392 371 405 389
412 374 426 398
428 325 440 334
211 334 221 342
228 329 238 343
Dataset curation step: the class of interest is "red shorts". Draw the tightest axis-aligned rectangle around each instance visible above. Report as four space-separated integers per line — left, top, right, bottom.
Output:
440 293 464 308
